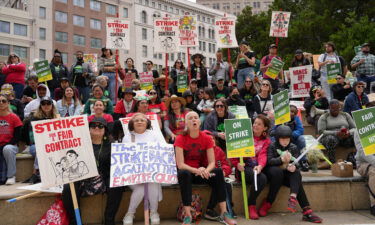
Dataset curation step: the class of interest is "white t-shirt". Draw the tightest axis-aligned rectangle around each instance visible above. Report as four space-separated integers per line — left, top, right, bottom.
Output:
318 53 340 74
122 129 164 143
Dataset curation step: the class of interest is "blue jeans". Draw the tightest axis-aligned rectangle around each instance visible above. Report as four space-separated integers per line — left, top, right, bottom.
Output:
77 86 90 104
358 75 375 94
2 144 18 177
11 83 24 99
237 67 254 89
103 72 116 103
29 145 39 170
293 135 306 152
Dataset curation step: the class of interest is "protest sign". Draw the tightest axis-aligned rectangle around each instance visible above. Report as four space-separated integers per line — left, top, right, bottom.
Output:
83 54 98 73
313 54 320 70
32 115 98 188
354 45 361 54
178 15 198 47
106 18 130 49
18 183 63 193
215 17 238 48
228 105 248 119
265 57 284 79
139 72 153 91
34 60 52 82
177 74 188 93
224 119 255 158
327 63 341 84
154 17 180 53
269 11 291 38
352 108 375 155
110 142 177 187
273 90 291 125
303 135 326 150
290 65 312 98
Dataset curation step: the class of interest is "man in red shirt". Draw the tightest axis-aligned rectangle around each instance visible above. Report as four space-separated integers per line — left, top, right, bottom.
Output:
260 44 284 94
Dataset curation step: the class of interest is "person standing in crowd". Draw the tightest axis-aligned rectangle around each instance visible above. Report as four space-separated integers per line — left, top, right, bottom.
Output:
56 86 82 117
171 59 186 95
122 113 164 225
145 60 159 79
83 85 113 115
0 61 6 87
99 48 119 103
213 78 230 99
230 115 270 220
62 117 125 225
54 77 80 101
183 90 198 113
236 41 256 88
1 84 24 120
24 84 56 118
164 95 187 143
197 87 215 122
331 74 352 101
260 44 283 94
291 49 311 67
190 53 208 88
351 43 375 93
175 111 237 225
304 85 329 127
48 49 69 98
148 89 167 118
253 80 274 121
70 51 94 103
22 75 38 105
0 94 23 185
210 50 230 87
226 87 246 107
2 53 26 99
124 57 138 79
240 77 258 118
113 88 136 119
343 81 369 116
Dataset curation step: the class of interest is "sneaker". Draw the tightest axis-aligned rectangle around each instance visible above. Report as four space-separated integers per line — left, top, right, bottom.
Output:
371 205 375 216
249 205 259 220
231 209 237 219
182 216 192 225
220 212 237 225
23 174 41 184
258 201 272 217
300 160 309 172
287 196 298 213
150 211 160 225
122 213 134 225
5 176 15 185
204 208 220 221
302 207 322 223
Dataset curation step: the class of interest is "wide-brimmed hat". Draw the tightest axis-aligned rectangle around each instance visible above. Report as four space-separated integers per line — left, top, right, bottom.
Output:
165 95 186 108
0 84 13 95
191 53 205 60
153 75 173 85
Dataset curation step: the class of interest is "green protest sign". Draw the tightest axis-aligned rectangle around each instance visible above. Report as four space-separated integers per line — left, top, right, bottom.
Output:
352 108 375 155
327 63 342 84
228 105 248 119
354 45 361 54
273 90 290 125
177 74 188 93
265 57 284 79
34 60 52 82
224 119 254 158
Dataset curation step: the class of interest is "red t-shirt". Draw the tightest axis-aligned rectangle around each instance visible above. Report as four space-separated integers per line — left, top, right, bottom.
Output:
148 102 167 114
165 112 187 135
0 113 23 146
174 131 214 168
88 114 114 123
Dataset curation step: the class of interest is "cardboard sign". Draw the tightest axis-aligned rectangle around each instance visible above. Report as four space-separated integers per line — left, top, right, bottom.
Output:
269 11 291 38
106 18 130 49
327 63 342 84
265 57 284 79
83 54 98 73
178 15 198 47
224 119 255 158
215 17 238 48
228 105 248 119
32 115 98 188
352 108 375 155
313 54 320 70
139 71 153 91
290 65 312 98
34 60 52 82
273 90 291 125
177 74 188 93
154 17 180 53
110 142 178 187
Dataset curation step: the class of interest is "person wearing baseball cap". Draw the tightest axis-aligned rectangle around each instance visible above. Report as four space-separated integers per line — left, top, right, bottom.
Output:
291 49 311 67
260 44 283 94
351 42 375 93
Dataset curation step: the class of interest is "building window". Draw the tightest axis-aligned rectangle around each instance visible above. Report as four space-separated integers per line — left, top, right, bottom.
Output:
176 9 179 14
39 7 46 19
55 11 67 23
141 11 147 23
145 0 149 6
209 43 211 53
55 31 68 43
152 2 155 7
170 53 175 61
14 23 27 36
158 3 161 9
123 8 128 18
142 28 147 40
90 0 101 11
39 49 46 60
73 15 85 27
90 38 101 48
90 19 101 30
106 4 117 15
159 53 162 59
199 41 202 51
13 46 27 59
39 28 46 40
203 42 206 51
169 7 173 12
0 44 10 56
56 0 67 3
182 53 186 63
142 45 147 57
0 21 10 33
61 53 68 65
164 5 167 11
73 0 84 7
223 3 230 10
73 34 86 46
202 27 205 38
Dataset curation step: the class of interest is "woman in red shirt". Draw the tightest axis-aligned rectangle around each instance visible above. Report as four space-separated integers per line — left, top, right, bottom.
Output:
2 53 26 99
164 95 186 143
174 111 237 225
88 99 114 132
148 89 167 118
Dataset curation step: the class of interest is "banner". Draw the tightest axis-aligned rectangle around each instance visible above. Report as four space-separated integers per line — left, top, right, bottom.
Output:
178 15 198 47
154 17 180 53
215 17 238 48
265 57 284 79
34 60 52 82
269 11 291 38
224 119 255 158
106 18 130 49
273 90 291 125
32 115 98 188
177 74 188 93
352 108 375 155
110 142 177 187
83 54 98 73
228 105 248 119
327 63 341 84
290 65 312 98
139 71 153 91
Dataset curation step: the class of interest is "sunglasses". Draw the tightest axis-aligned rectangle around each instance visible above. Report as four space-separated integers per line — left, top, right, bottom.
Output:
149 92 157 95
176 61 182 64
336 77 343 80
215 104 224 108
89 123 105 129
0 99 8 104
357 85 365 88
245 81 252 83
41 101 52 106
262 83 269 86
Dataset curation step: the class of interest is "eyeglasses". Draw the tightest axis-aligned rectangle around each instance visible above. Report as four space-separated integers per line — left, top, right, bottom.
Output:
215 104 224 108
41 101 52 106
134 118 147 123
176 61 182 64
262 83 269 86
0 99 8 104
149 92 157 95
89 123 105 129
357 85 365 88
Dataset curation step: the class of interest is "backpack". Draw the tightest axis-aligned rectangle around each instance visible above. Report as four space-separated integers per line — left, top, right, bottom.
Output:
177 194 203 223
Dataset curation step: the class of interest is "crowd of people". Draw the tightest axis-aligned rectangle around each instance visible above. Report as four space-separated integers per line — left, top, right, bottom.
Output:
0 41 374 225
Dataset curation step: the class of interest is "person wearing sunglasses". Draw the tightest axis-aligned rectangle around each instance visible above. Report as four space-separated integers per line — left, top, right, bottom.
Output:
171 59 186 95
343 81 369 116
240 77 258 118
1 53 26 99
164 95 187 143
189 53 208 88
148 89 167 118
253 80 274 122
331 74 352 101
145 60 159 79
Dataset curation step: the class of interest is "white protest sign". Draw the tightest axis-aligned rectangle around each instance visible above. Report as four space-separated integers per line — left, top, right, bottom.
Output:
32 115 98 188
18 183 63 193
215 17 238 48
269 11 291 38
110 142 178 187
84 54 98 73
154 17 180 53
178 15 198 47
106 18 130 49
290 65 312 98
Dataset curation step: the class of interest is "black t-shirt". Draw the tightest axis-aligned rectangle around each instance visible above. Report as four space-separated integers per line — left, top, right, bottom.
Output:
217 116 225 132
213 86 230 99
237 52 255 70
23 86 37 99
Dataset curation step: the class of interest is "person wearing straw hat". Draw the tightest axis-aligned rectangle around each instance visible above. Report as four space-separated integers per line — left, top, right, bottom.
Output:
189 53 208 88
127 94 162 128
114 88 136 119
154 73 173 98
1 83 24 120
164 95 187 143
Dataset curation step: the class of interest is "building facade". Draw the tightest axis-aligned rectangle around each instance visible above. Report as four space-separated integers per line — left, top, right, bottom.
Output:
197 0 273 16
